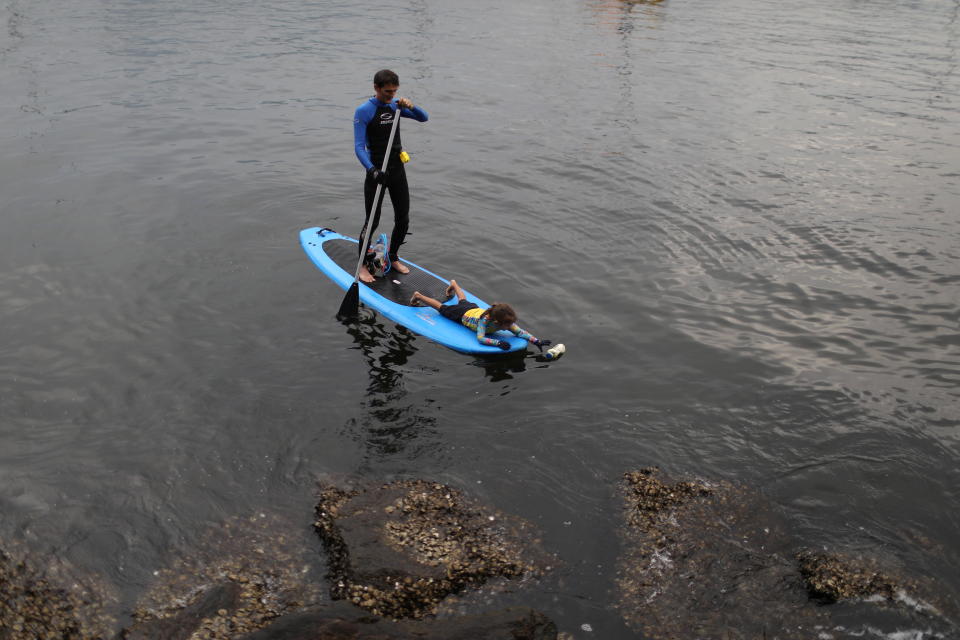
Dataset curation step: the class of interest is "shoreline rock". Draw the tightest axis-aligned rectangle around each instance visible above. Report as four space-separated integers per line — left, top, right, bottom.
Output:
0 544 115 640
3 471 955 639
617 467 825 638
314 478 552 619
122 513 323 639
236 601 557 640
615 467 955 638
797 549 909 604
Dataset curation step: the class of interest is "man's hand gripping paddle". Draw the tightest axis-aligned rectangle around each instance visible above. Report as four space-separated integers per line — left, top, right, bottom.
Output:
337 99 403 320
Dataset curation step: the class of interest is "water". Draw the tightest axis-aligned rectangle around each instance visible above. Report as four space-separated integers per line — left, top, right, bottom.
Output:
1 0 958 636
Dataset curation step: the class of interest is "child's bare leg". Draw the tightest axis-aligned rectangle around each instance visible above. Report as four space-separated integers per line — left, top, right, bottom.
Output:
410 291 443 310
444 279 466 302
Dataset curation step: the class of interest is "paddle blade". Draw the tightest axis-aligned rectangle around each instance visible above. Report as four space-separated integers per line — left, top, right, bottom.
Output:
337 282 360 320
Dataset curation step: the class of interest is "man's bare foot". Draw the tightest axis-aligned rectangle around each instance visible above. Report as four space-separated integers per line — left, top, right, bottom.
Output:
359 265 375 284
392 260 410 275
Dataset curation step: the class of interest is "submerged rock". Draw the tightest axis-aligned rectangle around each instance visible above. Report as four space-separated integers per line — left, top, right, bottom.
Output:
0 543 114 640
123 513 322 640
796 550 906 604
616 467 958 639
314 478 551 619
236 601 557 639
123 581 244 640
616 467 826 638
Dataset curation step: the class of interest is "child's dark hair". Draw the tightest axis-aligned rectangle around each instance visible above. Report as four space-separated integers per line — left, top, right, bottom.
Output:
484 303 517 327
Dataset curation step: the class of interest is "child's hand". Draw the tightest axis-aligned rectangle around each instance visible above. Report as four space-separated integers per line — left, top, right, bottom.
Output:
532 338 552 352
496 340 511 351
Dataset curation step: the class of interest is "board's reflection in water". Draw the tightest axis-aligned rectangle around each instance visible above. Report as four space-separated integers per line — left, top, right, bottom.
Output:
338 310 531 462
470 352 528 383
340 310 438 465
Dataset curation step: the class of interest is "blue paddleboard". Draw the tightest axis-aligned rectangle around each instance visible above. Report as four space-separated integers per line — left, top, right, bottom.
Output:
300 227 529 355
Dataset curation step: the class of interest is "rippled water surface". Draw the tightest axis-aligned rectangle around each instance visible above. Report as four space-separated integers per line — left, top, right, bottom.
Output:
2 0 958 637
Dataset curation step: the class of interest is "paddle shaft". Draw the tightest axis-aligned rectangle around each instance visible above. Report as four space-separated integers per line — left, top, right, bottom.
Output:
349 101 403 286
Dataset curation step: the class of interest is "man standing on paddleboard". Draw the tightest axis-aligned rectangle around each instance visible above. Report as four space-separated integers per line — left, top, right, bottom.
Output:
354 69 429 283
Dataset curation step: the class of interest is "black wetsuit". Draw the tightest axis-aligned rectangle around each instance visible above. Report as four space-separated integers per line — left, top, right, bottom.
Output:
353 97 428 262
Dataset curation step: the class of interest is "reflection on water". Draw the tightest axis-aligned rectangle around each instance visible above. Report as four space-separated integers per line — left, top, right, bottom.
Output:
584 0 667 128
343 310 421 395
589 0 667 35
470 352 528 383
341 311 437 465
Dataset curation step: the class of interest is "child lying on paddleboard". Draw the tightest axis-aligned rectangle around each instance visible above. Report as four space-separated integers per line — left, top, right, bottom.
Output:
410 280 561 355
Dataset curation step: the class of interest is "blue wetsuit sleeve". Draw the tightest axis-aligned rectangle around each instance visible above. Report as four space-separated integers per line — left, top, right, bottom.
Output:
400 105 429 122
354 102 375 171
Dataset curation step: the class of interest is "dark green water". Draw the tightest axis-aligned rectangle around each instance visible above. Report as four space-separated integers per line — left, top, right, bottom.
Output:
1 0 958 637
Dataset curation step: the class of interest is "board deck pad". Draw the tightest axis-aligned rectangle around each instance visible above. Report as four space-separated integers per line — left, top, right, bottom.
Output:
300 227 529 355
323 238 449 306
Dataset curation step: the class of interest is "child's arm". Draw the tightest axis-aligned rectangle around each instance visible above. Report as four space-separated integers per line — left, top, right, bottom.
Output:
475 317 502 347
507 324 536 342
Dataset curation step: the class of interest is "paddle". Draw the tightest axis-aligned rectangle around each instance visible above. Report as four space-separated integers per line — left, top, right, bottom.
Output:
337 98 404 320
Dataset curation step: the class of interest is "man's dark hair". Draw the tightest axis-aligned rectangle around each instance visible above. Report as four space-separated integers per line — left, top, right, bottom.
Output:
373 69 400 87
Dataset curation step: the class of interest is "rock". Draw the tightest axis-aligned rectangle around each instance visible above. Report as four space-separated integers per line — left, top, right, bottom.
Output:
615 467 959 638
615 467 823 638
123 513 322 640
796 550 902 604
122 581 243 640
236 601 557 639
0 544 114 640
314 479 551 619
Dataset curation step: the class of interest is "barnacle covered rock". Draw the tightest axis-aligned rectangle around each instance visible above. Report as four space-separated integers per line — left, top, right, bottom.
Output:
615 467 957 639
124 513 322 639
0 543 114 640
236 601 558 639
314 478 550 619
796 550 904 603
616 467 821 638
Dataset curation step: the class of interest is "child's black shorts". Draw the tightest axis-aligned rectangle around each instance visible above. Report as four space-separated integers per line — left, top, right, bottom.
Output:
439 300 479 323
